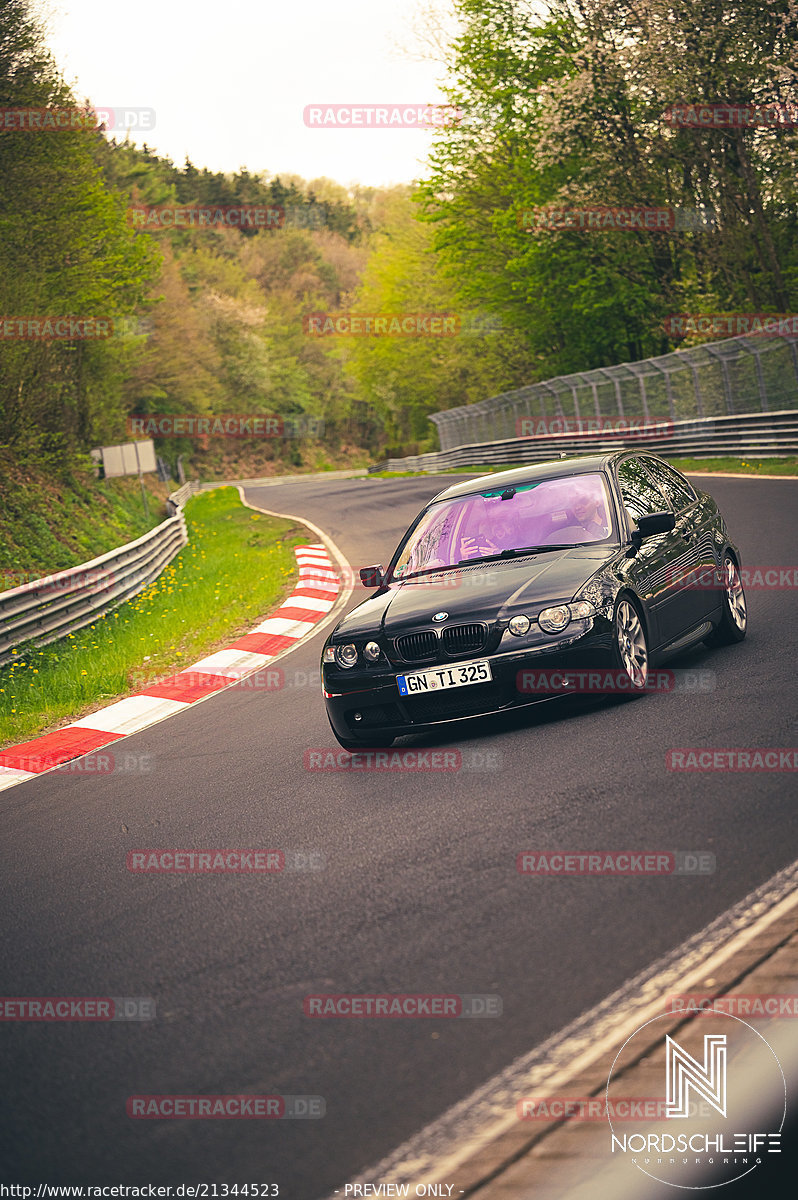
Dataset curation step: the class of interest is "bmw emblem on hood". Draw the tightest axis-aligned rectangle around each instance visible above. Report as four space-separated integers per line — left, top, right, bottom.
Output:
432 612 448 622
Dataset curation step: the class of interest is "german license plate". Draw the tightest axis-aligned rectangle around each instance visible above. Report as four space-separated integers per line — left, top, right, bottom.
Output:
396 659 492 696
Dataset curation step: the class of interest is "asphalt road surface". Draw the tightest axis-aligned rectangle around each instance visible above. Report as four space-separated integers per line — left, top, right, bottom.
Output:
1 473 797 1197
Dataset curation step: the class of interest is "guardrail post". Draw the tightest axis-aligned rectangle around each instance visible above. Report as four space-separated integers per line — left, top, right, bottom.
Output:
687 356 705 418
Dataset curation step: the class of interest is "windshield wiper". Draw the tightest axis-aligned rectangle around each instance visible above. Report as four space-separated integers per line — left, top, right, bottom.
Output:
397 563 460 582
457 544 576 565
401 544 579 578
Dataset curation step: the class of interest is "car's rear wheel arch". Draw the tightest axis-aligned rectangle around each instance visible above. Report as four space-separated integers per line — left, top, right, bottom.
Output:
722 544 740 571
704 546 747 646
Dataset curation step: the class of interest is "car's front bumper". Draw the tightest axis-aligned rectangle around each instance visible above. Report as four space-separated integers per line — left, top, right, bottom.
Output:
322 621 614 742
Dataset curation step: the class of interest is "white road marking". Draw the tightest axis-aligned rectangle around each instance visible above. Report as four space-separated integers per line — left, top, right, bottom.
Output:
69 694 189 735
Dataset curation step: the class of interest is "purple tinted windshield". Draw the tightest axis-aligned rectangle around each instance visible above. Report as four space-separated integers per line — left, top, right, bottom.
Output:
392 473 612 578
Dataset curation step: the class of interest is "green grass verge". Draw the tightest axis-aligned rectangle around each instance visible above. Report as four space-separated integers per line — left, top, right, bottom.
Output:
0 455 171 581
668 456 798 476
365 466 510 479
0 487 307 749
366 456 798 479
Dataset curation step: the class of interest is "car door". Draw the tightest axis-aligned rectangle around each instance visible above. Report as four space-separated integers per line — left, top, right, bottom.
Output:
615 455 693 647
640 456 716 630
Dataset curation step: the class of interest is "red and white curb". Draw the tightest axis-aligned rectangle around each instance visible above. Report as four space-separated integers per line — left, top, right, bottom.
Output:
0 543 343 793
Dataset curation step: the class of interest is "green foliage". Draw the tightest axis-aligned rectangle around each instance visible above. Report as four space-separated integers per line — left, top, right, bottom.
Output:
4 0 796 489
0 0 159 469
0 453 169 575
417 0 798 378
343 188 537 450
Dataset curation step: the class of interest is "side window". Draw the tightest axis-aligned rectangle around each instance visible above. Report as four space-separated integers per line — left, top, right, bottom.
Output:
642 457 696 512
616 458 665 526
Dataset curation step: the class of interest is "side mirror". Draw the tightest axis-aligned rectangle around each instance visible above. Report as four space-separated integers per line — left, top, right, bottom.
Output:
625 511 675 557
637 511 676 538
359 565 385 588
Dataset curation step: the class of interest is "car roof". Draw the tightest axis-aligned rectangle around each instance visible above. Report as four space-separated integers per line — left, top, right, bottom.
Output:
429 453 621 504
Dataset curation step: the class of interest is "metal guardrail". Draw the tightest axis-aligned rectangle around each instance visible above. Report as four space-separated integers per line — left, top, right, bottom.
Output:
368 410 798 474
0 485 198 667
430 333 798 450
166 480 202 514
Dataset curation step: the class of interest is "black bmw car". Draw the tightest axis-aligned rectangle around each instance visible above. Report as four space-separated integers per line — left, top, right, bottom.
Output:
321 452 747 749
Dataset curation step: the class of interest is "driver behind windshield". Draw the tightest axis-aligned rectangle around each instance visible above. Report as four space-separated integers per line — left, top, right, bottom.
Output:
520 478 610 543
568 483 610 539
459 501 518 560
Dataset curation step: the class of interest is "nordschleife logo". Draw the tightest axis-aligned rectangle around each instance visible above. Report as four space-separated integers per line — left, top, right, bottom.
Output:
606 1012 785 1188
666 1034 727 1119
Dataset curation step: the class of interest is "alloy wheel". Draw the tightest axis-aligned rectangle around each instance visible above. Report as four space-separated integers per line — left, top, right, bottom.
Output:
615 599 648 689
723 557 747 633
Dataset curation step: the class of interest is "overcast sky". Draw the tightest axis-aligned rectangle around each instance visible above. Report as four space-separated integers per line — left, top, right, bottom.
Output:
44 0 457 189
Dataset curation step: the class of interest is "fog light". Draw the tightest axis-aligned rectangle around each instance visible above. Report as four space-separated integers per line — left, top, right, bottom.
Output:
508 615 531 636
354 711 362 721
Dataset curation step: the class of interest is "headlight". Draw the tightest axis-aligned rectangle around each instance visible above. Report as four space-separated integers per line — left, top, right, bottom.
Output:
538 600 596 634
363 641 381 662
508 615 531 636
570 600 595 620
335 643 358 668
538 605 571 633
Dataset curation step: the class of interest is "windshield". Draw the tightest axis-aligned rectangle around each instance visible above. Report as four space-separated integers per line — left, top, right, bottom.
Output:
391 473 614 579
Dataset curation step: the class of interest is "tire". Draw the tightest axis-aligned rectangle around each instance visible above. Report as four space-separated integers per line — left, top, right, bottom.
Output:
611 595 650 694
704 554 747 646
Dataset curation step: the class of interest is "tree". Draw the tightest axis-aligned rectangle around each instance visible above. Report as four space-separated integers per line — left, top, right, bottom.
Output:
0 0 158 468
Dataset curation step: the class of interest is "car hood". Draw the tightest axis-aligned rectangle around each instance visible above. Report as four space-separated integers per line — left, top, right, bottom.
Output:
334 546 614 638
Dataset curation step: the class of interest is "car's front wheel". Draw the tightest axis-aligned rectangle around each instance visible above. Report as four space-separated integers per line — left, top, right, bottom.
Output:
611 595 649 693
704 554 747 646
